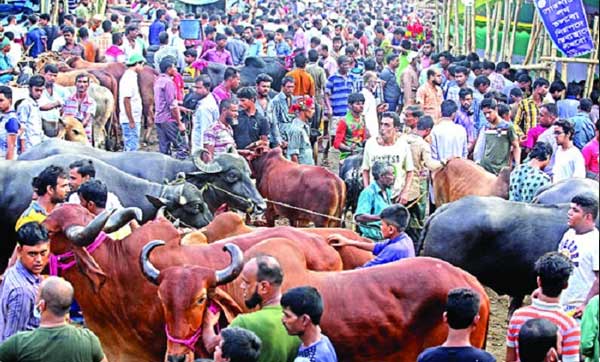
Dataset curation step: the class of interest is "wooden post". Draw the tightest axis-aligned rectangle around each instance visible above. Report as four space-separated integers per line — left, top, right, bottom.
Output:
454 0 460 53
585 16 600 96
524 10 539 65
443 0 451 51
485 0 491 59
507 0 522 63
491 1 502 61
499 0 510 62
471 2 477 54
561 61 568 85
549 45 557 82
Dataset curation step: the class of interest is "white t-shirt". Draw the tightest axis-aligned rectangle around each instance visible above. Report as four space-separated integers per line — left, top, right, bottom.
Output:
558 228 600 308
118 69 143 124
553 145 586 183
68 191 124 211
360 88 379 139
361 136 415 198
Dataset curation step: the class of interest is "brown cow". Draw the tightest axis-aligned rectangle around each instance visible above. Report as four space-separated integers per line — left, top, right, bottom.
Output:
42 205 250 362
182 212 374 268
246 147 346 227
141 237 491 362
432 158 510 206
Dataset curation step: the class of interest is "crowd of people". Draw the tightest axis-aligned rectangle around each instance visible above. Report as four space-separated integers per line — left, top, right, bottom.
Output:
0 0 599 360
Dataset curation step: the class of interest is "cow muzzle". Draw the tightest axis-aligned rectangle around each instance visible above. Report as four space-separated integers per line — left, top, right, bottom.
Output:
166 353 192 362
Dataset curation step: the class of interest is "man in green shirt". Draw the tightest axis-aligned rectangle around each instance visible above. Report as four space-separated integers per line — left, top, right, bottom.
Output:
74 0 91 21
203 255 300 362
0 276 107 362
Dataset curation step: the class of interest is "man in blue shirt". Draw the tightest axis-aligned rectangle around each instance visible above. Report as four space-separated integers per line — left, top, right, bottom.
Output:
148 9 166 46
327 204 414 268
25 15 47 58
354 161 394 240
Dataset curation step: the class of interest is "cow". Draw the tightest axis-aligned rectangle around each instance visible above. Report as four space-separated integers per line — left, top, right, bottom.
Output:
246 147 346 227
533 178 599 206
202 57 287 91
42 205 243 362
417 195 600 314
141 237 490 362
18 139 267 215
0 155 212 270
431 158 510 206
182 212 374 269
338 154 364 215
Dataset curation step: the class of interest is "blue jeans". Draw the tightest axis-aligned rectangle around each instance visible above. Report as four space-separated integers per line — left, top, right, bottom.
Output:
121 123 141 151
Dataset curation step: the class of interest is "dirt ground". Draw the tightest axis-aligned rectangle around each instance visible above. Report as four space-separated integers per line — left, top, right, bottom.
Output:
141 130 511 359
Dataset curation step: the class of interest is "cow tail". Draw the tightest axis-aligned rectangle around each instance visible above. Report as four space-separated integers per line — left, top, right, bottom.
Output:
335 180 346 227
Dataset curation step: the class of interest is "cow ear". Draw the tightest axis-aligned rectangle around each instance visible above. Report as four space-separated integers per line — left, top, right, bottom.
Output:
146 195 169 209
210 288 244 323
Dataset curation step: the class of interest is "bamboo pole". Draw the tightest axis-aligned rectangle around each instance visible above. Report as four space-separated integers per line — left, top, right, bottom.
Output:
454 0 460 53
585 16 600 96
499 0 511 62
524 10 539 65
560 61 568 85
507 0 522 63
512 62 552 70
539 56 599 65
491 1 502 61
443 0 450 51
471 2 477 54
548 46 557 83
485 0 491 59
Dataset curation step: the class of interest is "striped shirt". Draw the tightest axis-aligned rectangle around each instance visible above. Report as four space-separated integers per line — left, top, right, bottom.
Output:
203 121 236 155
506 298 580 362
62 93 97 142
0 261 42 342
513 97 539 138
326 73 360 117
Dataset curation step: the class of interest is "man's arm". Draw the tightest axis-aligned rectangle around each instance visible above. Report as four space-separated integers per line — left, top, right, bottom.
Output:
124 97 135 127
6 134 16 160
327 234 375 252
510 138 521 167
2 288 32 341
575 272 599 318
399 171 414 204
505 346 517 362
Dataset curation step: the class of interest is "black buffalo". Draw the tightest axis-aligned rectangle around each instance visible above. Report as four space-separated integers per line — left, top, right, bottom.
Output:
203 56 288 91
19 139 267 215
0 155 213 271
534 178 599 206
419 196 573 313
338 154 364 216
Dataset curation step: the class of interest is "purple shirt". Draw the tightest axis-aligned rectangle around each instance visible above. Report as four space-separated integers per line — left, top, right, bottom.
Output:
200 48 233 65
361 233 415 268
524 124 548 149
454 108 477 144
212 83 231 105
153 74 177 124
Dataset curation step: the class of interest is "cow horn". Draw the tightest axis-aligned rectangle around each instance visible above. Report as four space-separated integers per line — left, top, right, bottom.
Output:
215 244 244 286
192 149 223 174
140 240 165 285
65 209 114 247
156 206 166 219
103 207 143 233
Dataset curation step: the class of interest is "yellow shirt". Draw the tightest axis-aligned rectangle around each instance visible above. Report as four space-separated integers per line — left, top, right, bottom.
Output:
15 201 47 231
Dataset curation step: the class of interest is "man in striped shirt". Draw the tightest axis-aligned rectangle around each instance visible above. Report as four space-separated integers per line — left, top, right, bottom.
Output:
0 222 50 341
506 252 580 362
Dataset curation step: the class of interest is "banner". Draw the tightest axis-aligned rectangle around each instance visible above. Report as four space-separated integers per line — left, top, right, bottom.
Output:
534 0 594 57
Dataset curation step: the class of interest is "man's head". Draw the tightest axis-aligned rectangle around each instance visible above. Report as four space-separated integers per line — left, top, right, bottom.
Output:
533 78 550 98
35 276 74 321
534 252 573 298
347 93 365 116
454 66 469 86
379 112 400 138
215 33 228 48
417 115 435 138
459 88 474 110
281 286 324 335
183 48 197 65
69 159 95 192
371 161 395 189
337 55 351 74
441 100 458 119
159 57 176 75
444 288 481 330
219 98 239 125
578 98 593 114
112 32 123 46
567 193 598 230
194 75 212 98
237 87 257 112
242 26 254 42
16 222 50 276
480 98 498 124
538 103 558 128
42 64 59 86
78 179 108 214
553 118 574 146
28 75 46 101
32 165 69 203
482 61 495 76
223 67 241 90
102 19 112 33
518 319 561 362
473 75 490 95
374 48 385 64
427 68 442 86
240 255 283 309
550 80 566 101
0 85 12 113
214 327 262 362
510 87 524 105
403 105 424 130
496 61 511 76
75 73 90 94
379 204 409 238
529 142 553 168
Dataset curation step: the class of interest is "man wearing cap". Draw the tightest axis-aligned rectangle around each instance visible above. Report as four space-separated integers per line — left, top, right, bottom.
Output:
0 37 15 85
119 54 145 151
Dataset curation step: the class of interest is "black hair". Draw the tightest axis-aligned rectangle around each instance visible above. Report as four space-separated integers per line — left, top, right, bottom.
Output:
184 48 198 58
517 74 532 84
219 98 238 113
347 93 365 105
380 111 401 128
237 86 257 101
482 60 495 71
550 80 567 94
540 103 558 117
125 24 138 35
223 67 239 81
42 63 59 74
32 165 67 196
102 19 112 33
497 103 511 119
417 115 434 131
571 193 599 219
40 13 50 21
510 87 524 99
158 31 169 45
529 142 553 161
215 33 227 42
159 57 175 74
385 53 398 64
445 288 481 329
466 52 479 62
426 68 438 79
0 85 12 100
307 49 319 63
254 255 284 286
294 53 307 68
255 73 273 85
75 73 89 83
453 66 469 76
496 61 510 72
337 55 350 67
379 204 409 230
533 78 550 89
156 9 166 19
78 27 89 39
459 87 473 100
441 100 458 117
69 159 96 178
29 75 46 88
473 75 490 88
534 252 573 297
471 60 482 71
281 286 324 325
405 105 424 119
480 98 497 110
194 75 212 89
112 32 123 45
78 179 107 209
518 319 558 362
281 76 295 88
220 327 262 362
579 98 593 113
554 118 574 139
17 222 49 246
4 32 14 41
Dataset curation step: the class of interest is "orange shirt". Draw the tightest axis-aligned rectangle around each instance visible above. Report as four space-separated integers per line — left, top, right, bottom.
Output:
82 40 97 62
416 82 443 122
286 68 315 97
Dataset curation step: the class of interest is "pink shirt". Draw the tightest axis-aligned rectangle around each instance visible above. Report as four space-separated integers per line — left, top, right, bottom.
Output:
212 83 231 105
523 124 548 149
200 48 233 65
582 138 599 174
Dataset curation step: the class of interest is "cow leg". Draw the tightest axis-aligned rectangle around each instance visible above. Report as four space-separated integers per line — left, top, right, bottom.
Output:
508 295 524 318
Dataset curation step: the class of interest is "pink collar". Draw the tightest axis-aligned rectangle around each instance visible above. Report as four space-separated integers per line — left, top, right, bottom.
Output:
164 302 220 351
48 232 108 276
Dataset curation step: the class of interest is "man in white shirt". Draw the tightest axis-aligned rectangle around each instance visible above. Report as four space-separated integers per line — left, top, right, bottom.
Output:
191 75 219 154
552 118 586 182
557 194 599 317
361 71 387 138
430 100 468 161
67 160 123 210
39 64 69 130
119 54 145 151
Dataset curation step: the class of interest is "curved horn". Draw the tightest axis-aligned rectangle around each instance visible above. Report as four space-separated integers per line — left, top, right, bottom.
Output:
215 244 244 286
192 149 223 174
156 206 166 219
65 209 114 247
140 240 166 285
103 207 143 233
